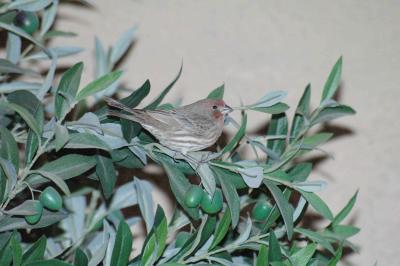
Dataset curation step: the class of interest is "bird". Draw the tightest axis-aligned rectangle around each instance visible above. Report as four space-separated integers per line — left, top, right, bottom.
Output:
104 97 233 154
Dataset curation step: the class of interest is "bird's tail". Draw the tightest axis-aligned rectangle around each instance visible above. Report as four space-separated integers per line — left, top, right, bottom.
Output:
104 97 144 123
104 96 137 113
107 110 139 122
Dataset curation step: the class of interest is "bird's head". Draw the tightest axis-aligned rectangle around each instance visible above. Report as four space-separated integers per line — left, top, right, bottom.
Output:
189 99 233 121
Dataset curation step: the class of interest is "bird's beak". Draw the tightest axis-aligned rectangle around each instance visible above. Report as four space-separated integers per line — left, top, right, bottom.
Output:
222 105 233 115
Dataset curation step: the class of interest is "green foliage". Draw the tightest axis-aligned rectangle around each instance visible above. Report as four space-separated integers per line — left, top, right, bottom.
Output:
0 2 358 265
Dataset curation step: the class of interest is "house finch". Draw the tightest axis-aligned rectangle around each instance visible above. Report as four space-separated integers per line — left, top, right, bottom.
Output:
105 97 233 154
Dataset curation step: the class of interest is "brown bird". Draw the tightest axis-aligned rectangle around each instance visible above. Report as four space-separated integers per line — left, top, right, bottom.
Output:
105 97 233 154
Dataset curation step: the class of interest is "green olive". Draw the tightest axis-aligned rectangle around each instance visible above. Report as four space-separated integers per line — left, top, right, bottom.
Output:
13 11 39 35
39 187 63 211
175 231 192 248
200 189 223 214
251 200 272 221
184 186 204 208
24 200 43 225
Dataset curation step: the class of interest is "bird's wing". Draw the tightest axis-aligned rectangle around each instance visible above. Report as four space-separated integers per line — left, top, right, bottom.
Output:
171 111 207 134
144 109 180 127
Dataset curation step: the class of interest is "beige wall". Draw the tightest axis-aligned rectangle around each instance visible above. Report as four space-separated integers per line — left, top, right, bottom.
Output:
56 1 400 265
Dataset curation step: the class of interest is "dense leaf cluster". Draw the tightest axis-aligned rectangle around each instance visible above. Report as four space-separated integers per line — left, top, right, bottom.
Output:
0 1 358 265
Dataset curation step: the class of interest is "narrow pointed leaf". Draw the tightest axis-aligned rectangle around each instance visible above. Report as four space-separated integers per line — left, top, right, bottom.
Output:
22 236 46 264
321 57 342 102
76 70 123 101
210 211 231 249
0 126 19 171
110 220 133 266
268 230 282 262
95 155 116 199
207 84 224 100
264 180 294 239
331 191 358 227
55 62 83 120
213 167 240 228
299 190 333 220
146 64 182 110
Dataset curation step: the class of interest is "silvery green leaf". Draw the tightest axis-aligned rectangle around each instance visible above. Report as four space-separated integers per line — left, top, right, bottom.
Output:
294 180 327 192
196 163 216 195
293 196 307 222
250 140 278 158
38 52 57 100
168 209 190 232
95 123 128 149
43 30 77 39
0 101 41 138
209 257 235 266
0 158 17 196
146 63 182 110
94 37 108 77
232 217 252 246
60 196 85 242
104 224 116 266
27 154 97 186
300 190 333 220
55 124 69 151
235 160 259 168
4 200 41 216
101 122 123 137
45 238 63 258
64 133 110 151
6 0 52 12
195 235 214 255
0 22 51 57
0 81 41 93
251 91 287 108
128 145 147 164
294 228 335 254
0 59 39 76
0 126 19 171
42 117 56 138
134 177 154 232
0 209 67 232
40 0 58 36
207 84 224 100
320 99 339 109
67 112 102 134
311 105 356 125
157 247 180 264
86 231 104 254
179 216 208 259
88 221 111 266
264 180 295 239
24 46 83 60
76 70 123 101
89 203 106 230
95 154 116 199
98 79 121 99
6 33 21 64
30 170 71 195
110 26 137 65
237 167 263 188
321 57 342 102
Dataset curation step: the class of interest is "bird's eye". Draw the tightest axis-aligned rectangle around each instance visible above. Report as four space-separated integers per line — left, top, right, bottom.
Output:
212 105 218 110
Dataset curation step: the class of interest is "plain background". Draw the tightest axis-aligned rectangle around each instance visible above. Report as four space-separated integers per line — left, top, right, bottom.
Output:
53 1 400 265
